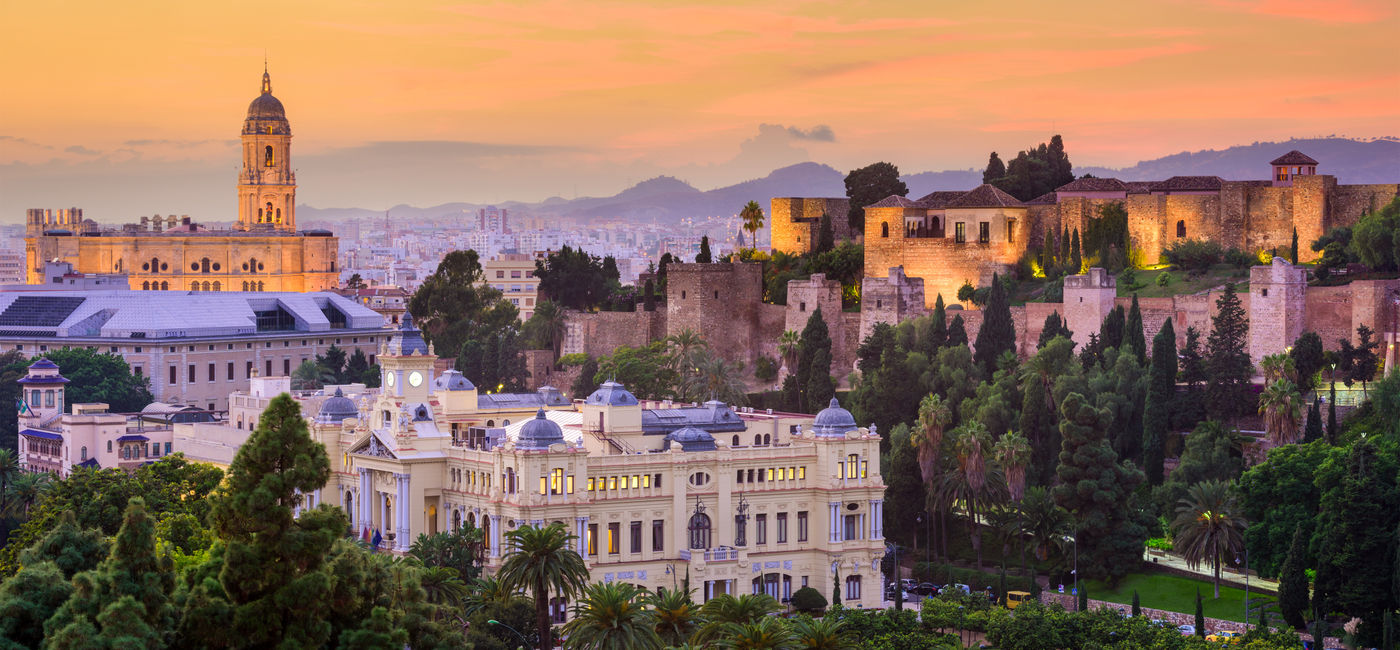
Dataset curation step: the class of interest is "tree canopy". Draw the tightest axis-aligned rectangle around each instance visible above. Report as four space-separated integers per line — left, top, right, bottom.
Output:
844 162 908 233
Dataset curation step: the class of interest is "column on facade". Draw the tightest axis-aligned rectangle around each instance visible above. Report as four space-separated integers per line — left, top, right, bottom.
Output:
869 500 883 539
395 473 410 551
575 517 589 557
490 515 502 557
828 502 840 542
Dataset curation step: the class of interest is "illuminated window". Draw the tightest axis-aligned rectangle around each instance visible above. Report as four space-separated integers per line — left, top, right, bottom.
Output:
540 477 547 495
642 474 651 488
550 468 563 495
978 222 990 244
587 524 597 555
586 478 595 491
608 476 617 490
264 145 275 167
630 475 639 489
1007 219 1016 243
955 222 966 243
566 475 575 494
608 523 620 554
766 468 774 481
847 454 860 479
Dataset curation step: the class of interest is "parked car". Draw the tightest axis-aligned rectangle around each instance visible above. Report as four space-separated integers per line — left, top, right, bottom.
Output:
915 582 938 596
899 579 917 591
1006 590 1032 609
1207 630 1243 644
1178 624 1196 636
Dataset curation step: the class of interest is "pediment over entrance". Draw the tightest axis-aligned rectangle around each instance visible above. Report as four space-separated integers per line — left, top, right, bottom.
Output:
349 430 398 459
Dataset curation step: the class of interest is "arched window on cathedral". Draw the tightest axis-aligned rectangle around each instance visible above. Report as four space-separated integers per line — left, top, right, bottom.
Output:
160 281 168 290
202 281 211 292
1176 220 1186 238
257 281 264 291
275 208 281 222
142 281 150 290
264 203 273 223
201 258 210 273
242 281 249 291
150 257 160 272
881 223 889 238
212 281 220 292
265 145 275 167
191 282 200 291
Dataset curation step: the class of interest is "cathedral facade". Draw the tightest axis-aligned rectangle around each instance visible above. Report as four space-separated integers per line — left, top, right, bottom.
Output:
24 68 338 292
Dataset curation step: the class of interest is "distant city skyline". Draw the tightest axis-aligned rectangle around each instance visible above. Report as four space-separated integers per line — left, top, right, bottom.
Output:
2 0 1397 220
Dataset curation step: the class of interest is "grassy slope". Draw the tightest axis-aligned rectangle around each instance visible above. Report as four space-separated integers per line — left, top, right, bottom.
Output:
1083 572 1273 624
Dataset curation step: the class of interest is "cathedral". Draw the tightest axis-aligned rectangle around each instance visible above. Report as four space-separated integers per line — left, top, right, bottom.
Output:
24 68 339 292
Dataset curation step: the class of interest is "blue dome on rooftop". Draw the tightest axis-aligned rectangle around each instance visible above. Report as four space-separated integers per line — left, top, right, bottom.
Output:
432 370 475 391
664 426 717 452
316 387 358 424
812 398 858 437
587 381 638 406
387 311 429 356
517 408 565 450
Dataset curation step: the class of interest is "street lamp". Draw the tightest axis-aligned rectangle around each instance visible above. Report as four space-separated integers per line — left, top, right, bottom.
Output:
916 513 930 568
735 492 749 547
665 564 678 592
488 619 529 650
1236 548 1250 627
1062 532 1078 610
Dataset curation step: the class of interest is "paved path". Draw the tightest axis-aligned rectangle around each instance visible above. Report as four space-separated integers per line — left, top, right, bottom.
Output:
1143 550 1279 593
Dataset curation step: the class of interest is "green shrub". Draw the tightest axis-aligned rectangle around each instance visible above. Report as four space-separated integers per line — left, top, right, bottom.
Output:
754 355 779 382
791 586 827 613
1223 247 1254 268
1162 240 1222 272
911 563 1034 593
1146 537 1173 552
558 353 590 366
1156 272 1172 287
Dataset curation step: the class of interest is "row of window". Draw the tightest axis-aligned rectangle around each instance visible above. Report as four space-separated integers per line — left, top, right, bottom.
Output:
114 441 173 461
493 270 527 279
735 466 806 484
588 473 664 492
10 338 375 357
742 511 808 545
586 519 666 556
450 468 492 493
840 454 869 480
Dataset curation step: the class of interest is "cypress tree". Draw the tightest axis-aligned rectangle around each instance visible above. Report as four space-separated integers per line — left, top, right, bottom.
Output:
1206 283 1252 422
947 314 969 348
924 294 948 357
1195 589 1206 637
983 152 1007 184
1078 584 1088 612
1143 318 1176 485
480 335 500 389
974 273 1016 374
1040 237 1055 278
806 349 835 414
1070 229 1082 273
1037 311 1072 349
1100 305 1126 352
832 570 841 606
1291 227 1299 265
1326 381 1338 445
1302 398 1323 443
643 279 656 312
816 213 835 254
697 236 713 263
1131 591 1141 617
1278 523 1310 629
1125 294 1147 363
1061 226 1072 269
795 308 832 413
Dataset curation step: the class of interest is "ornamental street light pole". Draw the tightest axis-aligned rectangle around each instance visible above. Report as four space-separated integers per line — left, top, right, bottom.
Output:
488 619 529 650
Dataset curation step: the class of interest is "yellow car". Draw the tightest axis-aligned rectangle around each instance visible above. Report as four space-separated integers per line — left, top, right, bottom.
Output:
1005 591 1032 610
1206 630 1244 645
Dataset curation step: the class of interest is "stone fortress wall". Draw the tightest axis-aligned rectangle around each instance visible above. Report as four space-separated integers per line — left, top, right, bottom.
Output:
769 197 853 255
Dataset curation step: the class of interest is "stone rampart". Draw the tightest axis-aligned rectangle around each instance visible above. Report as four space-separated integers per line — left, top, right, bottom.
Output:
770 197 852 255
561 310 664 359
667 262 765 364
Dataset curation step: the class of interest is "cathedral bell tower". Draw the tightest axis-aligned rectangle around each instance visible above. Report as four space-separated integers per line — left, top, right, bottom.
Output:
238 66 296 231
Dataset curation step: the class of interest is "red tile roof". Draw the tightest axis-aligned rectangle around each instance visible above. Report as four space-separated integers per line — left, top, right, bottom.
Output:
1055 177 1128 192
1270 150 1319 166
1151 176 1223 192
865 195 919 209
946 184 1025 208
1025 192 1059 205
913 191 966 209
1124 181 1155 194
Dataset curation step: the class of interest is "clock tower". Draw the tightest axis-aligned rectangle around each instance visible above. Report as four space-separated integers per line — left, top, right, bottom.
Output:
380 312 435 402
238 66 297 231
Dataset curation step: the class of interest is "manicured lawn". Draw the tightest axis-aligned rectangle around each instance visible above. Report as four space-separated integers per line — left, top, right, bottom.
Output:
1115 265 1248 298
1082 572 1273 623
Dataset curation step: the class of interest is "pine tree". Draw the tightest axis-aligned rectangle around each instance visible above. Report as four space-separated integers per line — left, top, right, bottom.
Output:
1278 523 1310 629
795 308 832 414
983 152 1006 184
974 274 1016 374
1206 283 1252 422
816 213 835 254
643 279 656 312
832 570 841 606
1070 229 1082 273
1053 393 1147 584
1125 294 1146 364
947 314 969 348
1143 318 1176 486
0 561 74 648
1314 440 1395 639
696 236 712 263
184 393 347 648
923 294 948 357
1291 227 1299 265
346 348 372 385
1302 398 1323 443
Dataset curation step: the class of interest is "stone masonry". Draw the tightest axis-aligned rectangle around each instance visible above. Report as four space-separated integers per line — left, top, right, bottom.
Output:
769 197 852 255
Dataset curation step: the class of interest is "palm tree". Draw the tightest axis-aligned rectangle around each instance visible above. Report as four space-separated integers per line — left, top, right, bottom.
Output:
1258 378 1303 448
694 593 781 644
463 575 520 619
714 616 795 650
740 201 765 250
914 394 952 483
680 350 748 406
1259 353 1297 384
497 523 591 650
419 565 470 609
1018 486 1072 564
939 421 1004 571
647 586 700 647
667 328 710 378
0 448 18 521
531 299 569 360
993 430 1032 503
562 582 662 650
1171 480 1246 599
777 330 801 373
788 616 856 650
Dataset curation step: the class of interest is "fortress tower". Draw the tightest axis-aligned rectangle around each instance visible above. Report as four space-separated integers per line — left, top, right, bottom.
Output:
238 67 297 231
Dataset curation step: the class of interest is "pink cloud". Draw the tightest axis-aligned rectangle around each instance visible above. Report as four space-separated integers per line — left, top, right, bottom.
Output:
1206 0 1391 23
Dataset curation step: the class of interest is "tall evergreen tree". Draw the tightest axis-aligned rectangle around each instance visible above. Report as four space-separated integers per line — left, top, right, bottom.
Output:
1040 236 1056 279
1327 380 1338 445
1131 591 1141 617
983 152 1006 184
1099 305 1126 353
1061 227 1072 268
923 294 948 357
1125 295 1147 364
1206 283 1253 422
795 308 832 414
844 162 908 233
1020 338 1072 487
816 212 835 254
806 349 836 415
1302 398 1323 443
947 314 969 348
1070 229 1082 273
974 274 1016 374
696 236 713 263
643 279 656 312
1176 326 1208 428
1314 440 1398 643
1290 331 1326 393
1143 318 1177 486
1195 590 1206 637
182 393 347 648
1291 227 1300 265
1037 311 1073 349
1277 523 1310 629
1053 393 1148 583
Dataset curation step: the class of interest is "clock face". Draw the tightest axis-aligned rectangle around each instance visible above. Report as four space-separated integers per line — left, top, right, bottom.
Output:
385 372 396 387
408 371 423 387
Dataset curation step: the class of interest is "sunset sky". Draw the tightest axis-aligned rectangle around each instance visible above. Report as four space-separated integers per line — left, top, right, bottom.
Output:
2 0 1397 219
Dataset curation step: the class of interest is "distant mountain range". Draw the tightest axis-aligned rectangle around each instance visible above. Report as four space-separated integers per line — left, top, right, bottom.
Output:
299 138 1398 224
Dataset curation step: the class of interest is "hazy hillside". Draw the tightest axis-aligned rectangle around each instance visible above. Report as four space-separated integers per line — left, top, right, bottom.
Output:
299 137 1397 224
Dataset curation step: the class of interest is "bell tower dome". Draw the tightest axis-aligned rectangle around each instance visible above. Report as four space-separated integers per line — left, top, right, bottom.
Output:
238 65 296 231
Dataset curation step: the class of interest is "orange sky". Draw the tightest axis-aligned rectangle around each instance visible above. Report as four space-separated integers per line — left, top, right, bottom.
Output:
2 0 1397 215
